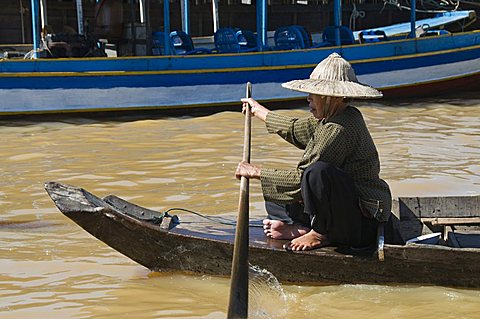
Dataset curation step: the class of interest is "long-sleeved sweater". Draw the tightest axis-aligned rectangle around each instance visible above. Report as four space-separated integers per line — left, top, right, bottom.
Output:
259 106 392 222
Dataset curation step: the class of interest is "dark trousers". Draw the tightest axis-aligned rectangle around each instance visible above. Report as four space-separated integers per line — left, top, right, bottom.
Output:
265 161 378 247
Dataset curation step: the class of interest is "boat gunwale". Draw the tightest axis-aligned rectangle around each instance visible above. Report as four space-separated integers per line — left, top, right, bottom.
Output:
1 43 479 78
2 29 479 64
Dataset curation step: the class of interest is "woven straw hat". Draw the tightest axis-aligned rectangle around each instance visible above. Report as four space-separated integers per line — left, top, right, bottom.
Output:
282 53 382 99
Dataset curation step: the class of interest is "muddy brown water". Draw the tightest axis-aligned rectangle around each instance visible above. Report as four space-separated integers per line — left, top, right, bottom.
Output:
1 95 480 318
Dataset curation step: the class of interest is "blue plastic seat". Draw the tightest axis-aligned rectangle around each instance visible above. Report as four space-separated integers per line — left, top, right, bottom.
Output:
235 29 257 51
152 31 212 56
151 31 175 55
358 30 388 43
322 26 356 46
169 30 212 55
214 28 257 53
274 26 306 50
291 25 313 48
214 28 241 53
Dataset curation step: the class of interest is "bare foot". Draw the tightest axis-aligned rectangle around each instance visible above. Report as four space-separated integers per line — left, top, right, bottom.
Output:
262 219 310 239
283 230 330 251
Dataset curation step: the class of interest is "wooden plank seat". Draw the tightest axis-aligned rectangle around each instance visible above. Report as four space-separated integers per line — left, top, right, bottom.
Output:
394 195 480 248
421 217 480 225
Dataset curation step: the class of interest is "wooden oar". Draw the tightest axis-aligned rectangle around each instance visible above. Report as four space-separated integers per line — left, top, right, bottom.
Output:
227 82 252 319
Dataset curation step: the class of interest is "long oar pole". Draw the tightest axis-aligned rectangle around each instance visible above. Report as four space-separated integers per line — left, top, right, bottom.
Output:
227 82 252 319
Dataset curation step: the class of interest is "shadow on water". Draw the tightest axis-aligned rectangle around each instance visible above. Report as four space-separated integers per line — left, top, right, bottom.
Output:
0 104 244 126
1 89 479 127
0 219 62 231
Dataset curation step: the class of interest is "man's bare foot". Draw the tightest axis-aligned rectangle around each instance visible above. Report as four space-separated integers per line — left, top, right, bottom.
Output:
263 219 310 239
283 230 330 251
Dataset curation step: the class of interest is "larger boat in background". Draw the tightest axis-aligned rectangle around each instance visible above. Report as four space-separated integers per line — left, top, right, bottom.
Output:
0 0 479 117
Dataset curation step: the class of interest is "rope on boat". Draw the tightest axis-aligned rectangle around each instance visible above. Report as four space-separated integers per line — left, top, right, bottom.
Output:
350 4 366 30
162 207 263 228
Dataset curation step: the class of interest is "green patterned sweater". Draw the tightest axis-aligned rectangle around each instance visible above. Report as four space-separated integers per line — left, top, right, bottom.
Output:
260 106 392 222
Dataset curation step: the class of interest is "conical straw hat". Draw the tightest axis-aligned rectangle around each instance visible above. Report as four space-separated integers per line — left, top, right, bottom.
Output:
282 53 382 99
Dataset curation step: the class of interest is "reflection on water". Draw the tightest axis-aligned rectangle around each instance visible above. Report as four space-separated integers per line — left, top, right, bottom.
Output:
1 95 480 318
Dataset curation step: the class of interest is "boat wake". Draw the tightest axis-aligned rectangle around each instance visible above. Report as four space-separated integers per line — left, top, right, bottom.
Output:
248 264 292 318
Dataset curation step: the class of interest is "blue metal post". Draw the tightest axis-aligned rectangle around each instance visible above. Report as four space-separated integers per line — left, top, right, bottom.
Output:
333 0 341 46
261 0 267 49
30 0 40 58
256 0 267 51
164 0 171 55
410 0 416 38
182 0 190 34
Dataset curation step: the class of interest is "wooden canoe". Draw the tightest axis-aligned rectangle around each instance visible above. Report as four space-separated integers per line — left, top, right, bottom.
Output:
44 181 480 288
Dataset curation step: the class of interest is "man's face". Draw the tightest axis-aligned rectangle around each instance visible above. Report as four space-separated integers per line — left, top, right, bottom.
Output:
307 94 344 119
307 94 327 119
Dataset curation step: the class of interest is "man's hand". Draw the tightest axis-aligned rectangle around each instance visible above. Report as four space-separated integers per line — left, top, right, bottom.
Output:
235 161 261 180
241 98 270 122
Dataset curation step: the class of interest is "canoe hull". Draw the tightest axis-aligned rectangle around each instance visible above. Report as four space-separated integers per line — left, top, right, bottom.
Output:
45 182 480 287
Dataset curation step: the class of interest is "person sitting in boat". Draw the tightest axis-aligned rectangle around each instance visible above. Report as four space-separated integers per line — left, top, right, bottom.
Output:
235 52 392 251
